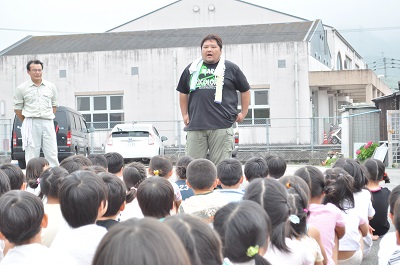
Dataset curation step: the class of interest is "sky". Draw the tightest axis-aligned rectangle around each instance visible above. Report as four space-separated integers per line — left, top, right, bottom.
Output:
1 0 399 88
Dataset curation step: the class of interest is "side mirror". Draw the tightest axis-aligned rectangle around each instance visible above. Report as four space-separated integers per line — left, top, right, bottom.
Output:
161 136 168 142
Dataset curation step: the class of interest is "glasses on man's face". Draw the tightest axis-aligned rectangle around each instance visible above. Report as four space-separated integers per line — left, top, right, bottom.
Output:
30 69 42 72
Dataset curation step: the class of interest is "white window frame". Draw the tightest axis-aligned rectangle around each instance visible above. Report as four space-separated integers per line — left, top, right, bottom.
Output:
76 94 124 129
238 88 270 126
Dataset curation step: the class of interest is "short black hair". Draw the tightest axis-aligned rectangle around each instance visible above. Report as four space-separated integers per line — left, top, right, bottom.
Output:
0 190 44 245
201 34 223 49
389 185 400 215
87 154 108 169
217 158 242 186
137 177 174 218
40 167 69 199
59 155 93 174
59 170 108 228
0 163 26 190
264 155 286 179
26 60 43 71
186 159 217 190
99 172 126 217
244 157 268 182
0 169 11 197
104 152 124 174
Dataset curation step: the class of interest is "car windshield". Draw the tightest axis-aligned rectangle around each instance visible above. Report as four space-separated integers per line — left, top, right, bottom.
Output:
111 131 149 137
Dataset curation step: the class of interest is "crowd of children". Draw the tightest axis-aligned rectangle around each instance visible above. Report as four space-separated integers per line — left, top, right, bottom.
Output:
0 153 398 265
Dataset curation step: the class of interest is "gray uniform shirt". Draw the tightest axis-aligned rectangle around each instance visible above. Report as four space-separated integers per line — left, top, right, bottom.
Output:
13 79 58 119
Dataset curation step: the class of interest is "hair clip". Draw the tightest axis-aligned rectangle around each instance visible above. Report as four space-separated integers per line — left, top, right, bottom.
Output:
36 178 40 185
153 170 159 176
303 208 308 213
130 186 137 191
289 214 300 224
246 245 259 257
285 182 291 188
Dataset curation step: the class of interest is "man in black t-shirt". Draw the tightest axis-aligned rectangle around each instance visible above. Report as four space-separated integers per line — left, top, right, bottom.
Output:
176 34 250 166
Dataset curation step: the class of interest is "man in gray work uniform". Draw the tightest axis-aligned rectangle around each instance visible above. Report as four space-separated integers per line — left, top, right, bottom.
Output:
13 59 59 167
176 34 250 166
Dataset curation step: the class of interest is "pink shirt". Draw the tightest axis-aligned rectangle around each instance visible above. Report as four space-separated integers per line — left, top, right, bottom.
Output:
308 203 345 265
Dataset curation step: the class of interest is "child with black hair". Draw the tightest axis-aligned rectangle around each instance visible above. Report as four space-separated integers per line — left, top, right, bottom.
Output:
264 155 286 179
149 155 182 210
214 200 272 265
364 158 391 239
165 214 223 265
137 177 175 219
296 165 345 265
96 172 126 229
119 162 147 220
104 152 124 178
59 154 93 174
244 157 268 183
323 168 368 265
175 155 194 200
179 158 228 223
0 190 72 265
244 178 314 264
216 158 244 202
26 157 49 196
379 185 400 264
0 163 26 190
387 198 400 265
87 154 108 170
92 218 191 265
0 170 10 262
50 170 108 265
279 175 327 265
40 167 69 247
333 158 375 257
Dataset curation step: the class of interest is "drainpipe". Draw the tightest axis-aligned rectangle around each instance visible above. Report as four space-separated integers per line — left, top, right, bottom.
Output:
294 42 300 145
173 50 179 148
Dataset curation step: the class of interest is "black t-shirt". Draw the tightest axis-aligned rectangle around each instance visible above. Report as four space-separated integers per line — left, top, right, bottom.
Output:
176 60 250 130
369 187 391 236
96 219 118 230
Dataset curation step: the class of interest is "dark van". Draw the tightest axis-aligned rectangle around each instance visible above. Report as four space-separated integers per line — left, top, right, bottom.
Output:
11 106 90 169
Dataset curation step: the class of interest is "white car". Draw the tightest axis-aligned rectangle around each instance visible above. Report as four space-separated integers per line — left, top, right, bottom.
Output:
105 123 167 162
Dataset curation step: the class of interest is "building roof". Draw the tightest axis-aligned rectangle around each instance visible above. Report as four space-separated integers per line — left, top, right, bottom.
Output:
1 21 314 56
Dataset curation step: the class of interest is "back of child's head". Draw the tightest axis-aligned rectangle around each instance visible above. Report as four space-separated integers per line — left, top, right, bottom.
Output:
323 168 355 211
244 157 268 182
149 155 173 178
59 170 108 228
394 198 400 237
123 162 147 203
332 158 367 192
389 185 400 216
364 158 386 182
26 157 49 189
93 217 190 265
0 190 44 245
264 155 286 179
98 172 126 217
40 166 69 199
59 155 93 174
217 158 243 187
104 152 124 174
87 154 108 169
176 155 194 180
214 200 272 265
279 175 310 238
243 178 290 253
186 158 217 190
0 170 11 196
137 177 174 218
0 163 26 190
86 165 107 174
164 214 223 265
295 166 325 199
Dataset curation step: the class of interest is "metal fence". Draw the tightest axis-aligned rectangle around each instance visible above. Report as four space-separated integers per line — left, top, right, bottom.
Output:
0 110 383 164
